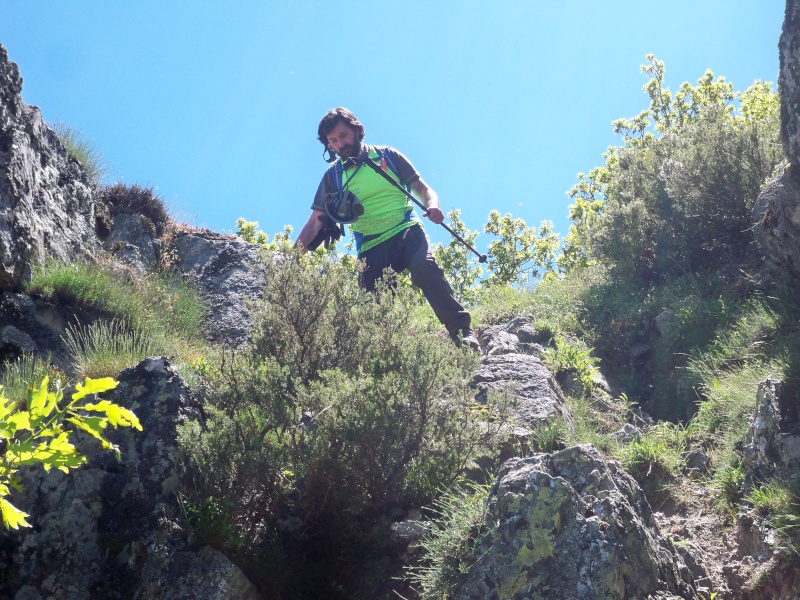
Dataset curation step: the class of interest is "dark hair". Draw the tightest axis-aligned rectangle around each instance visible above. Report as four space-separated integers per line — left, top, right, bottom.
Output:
317 108 365 162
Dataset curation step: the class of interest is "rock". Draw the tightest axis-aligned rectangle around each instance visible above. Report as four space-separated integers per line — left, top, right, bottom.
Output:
656 309 676 336
0 324 35 352
743 377 800 478
172 231 264 345
390 519 431 549
453 445 698 599
480 325 522 356
780 0 800 166
0 44 100 291
613 422 641 444
752 168 800 283
105 212 159 272
472 352 567 426
0 357 261 600
682 447 711 475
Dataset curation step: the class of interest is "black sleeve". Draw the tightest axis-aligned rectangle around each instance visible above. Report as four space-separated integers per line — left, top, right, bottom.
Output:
386 148 421 186
311 170 333 212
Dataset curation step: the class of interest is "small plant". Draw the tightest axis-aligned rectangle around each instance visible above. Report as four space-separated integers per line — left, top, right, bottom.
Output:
51 121 110 186
746 479 800 537
0 376 141 529
542 335 600 395
407 480 490 599
26 260 208 376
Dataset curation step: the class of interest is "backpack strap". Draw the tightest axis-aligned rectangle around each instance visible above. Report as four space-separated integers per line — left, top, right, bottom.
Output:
374 147 410 192
328 160 344 192
327 146 409 193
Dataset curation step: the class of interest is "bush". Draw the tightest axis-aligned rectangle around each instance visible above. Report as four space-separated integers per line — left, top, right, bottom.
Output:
179 248 494 597
99 183 170 233
565 58 781 284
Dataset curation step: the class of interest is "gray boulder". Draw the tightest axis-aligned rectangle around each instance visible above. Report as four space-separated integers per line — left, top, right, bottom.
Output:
472 320 566 427
781 0 800 165
743 377 800 479
0 44 100 290
453 445 698 599
105 212 159 272
172 230 264 344
0 357 262 600
472 353 566 426
752 168 800 282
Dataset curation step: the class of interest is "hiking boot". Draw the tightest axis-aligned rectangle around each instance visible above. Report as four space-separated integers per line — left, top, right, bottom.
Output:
462 333 481 352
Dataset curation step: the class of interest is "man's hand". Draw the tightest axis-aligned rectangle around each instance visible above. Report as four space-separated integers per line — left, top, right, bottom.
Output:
424 206 445 224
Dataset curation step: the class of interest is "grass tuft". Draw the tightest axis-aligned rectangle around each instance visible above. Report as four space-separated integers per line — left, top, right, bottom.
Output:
51 121 110 186
63 319 161 379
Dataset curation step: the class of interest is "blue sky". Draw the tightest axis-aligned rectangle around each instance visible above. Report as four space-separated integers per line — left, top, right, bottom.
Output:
1 1 785 252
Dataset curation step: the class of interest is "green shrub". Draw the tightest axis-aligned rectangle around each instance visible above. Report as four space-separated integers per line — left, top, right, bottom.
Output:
618 422 688 503
746 479 800 545
51 121 110 186
542 335 600 396
407 480 490 599
179 248 494 597
711 462 745 507
563 57 781 284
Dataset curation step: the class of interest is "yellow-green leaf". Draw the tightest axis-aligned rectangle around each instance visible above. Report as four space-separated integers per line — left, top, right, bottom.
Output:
81 401 142 431
28 377 48 416
6 411 31 433
0 497 30 529
67 416 113 450
72 378 119 402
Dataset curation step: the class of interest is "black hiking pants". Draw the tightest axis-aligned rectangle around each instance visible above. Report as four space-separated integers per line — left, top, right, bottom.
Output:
358 224 471 338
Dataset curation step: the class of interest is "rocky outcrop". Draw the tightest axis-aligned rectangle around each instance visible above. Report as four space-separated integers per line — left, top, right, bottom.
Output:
752 168 800 281
172 230 264 344
0 357 262 600
743 377 800 481
472 319 568 427
752 0 800 283
0 44 100 291
781 0 800 165
453 444 698 600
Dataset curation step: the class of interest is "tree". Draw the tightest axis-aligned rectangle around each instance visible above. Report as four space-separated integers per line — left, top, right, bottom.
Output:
431 210 483 305
483 210 559 286
559 55 781 280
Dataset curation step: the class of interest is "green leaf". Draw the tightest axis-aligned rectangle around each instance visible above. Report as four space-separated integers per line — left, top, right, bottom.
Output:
72 377 119 402
28 377 49 416
66 416 114 451
0 497 30 529
0 389 12 421
6 411 31 433
81 400 142 431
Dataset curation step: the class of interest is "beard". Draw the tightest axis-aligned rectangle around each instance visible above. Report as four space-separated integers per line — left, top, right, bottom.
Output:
337 142 359 159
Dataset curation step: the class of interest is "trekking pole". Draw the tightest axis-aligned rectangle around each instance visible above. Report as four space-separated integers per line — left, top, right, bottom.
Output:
360 157 488 263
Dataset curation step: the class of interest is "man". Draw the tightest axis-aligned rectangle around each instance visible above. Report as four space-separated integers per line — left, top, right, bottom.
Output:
296 107 477 348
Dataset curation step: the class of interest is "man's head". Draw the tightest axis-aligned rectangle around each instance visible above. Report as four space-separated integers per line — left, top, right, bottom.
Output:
317 107 365 161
